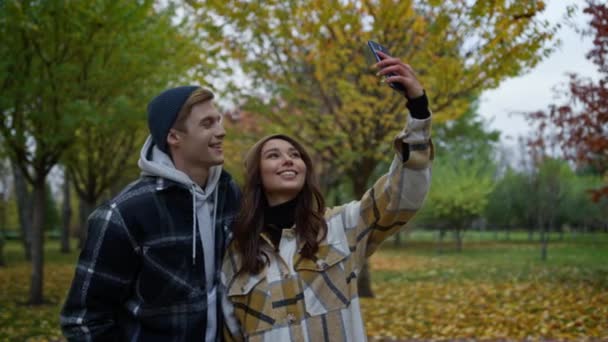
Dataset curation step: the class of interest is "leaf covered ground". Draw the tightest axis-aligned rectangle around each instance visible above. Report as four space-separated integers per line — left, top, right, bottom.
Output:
362 248 607 341
0 234 606 341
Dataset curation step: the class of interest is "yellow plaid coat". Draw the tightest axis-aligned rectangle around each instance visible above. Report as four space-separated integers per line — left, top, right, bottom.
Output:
221 114 433 342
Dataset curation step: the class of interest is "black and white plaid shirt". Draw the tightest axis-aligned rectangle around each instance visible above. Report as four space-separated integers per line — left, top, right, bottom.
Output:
60 171 240 342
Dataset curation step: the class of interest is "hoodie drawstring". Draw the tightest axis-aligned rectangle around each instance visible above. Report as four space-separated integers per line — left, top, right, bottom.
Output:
212 188 218 268
192 185 197 265
192 185 218 267
212 189 218 233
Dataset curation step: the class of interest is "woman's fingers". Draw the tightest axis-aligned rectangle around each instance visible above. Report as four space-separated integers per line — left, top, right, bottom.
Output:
375 53 414 77
374 52 401 68
375 51 424 98
377 64 409 77
385 75 424 98
403 63 416 75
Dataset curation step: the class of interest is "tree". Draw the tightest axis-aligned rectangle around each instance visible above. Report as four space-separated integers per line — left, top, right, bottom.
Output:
433 98 500 161
43 183 60 235
486 161 606 241
0 0 83 303
485 168 524 238
561 172 607 231
10 161 33 259
530 158 573 260
485 167 538 240
195 0 558 193
39 1 205 244
0 159 8 267
58 0 203 247
61 169 71 253
68 123 144 248
0 0 204 304
191 0 559 296
527 1 608 202
415 150 495 252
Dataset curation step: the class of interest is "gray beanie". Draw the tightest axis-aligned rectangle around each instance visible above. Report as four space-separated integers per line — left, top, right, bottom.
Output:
147 85 200 153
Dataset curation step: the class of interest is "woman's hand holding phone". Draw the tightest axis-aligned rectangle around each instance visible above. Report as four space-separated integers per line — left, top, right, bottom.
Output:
374 50 424 100
370 45 424 100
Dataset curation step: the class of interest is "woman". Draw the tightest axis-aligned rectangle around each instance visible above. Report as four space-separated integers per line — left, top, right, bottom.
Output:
221 52 433 341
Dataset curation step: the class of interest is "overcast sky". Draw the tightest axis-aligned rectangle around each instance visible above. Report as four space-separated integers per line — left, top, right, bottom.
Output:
478 1 598 146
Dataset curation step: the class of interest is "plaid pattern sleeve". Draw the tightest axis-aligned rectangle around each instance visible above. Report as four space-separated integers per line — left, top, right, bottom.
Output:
328 113 433 265
221 246 245 342
60 203 139 341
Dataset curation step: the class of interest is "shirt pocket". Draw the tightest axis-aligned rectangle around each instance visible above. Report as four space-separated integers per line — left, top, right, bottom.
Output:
138 238 204 305
295 242 352 316
227 273 277 335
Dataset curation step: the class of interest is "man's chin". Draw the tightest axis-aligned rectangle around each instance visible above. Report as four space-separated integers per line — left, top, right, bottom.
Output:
208 156 224 166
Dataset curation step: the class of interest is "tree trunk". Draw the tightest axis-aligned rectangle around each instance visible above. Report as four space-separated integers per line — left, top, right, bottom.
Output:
0 190 6 267
78 197 95 248
29 180 46 304
540 217 548 262
540 231 548 260
350 161 374 298
394 231 401 247
12 162 32 260
0 236 5 267
454 228 463 252
61 170 71 253
357 261 374 298
437 228 446 254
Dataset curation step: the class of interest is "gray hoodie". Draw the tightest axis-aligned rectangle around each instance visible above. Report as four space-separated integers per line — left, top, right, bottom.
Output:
138 135 221 342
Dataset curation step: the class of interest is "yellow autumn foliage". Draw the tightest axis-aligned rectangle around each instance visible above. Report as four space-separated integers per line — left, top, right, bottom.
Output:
193 0 558 196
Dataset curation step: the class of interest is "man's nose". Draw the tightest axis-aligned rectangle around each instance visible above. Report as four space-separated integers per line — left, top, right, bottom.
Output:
215 123 226 138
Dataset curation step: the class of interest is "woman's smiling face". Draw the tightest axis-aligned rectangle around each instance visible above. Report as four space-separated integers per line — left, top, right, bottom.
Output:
259 138 307 206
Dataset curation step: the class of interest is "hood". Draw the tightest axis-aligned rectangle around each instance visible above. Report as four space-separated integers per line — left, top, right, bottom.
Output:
137 135 222 267
138 135 222 195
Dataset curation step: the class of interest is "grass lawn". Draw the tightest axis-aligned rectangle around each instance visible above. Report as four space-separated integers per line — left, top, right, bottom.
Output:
0 232 607 341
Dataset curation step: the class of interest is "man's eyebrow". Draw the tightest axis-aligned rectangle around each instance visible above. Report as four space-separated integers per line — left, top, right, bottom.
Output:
199 114 221 123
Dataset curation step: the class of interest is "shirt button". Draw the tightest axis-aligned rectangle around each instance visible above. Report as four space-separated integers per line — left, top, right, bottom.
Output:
286 313 296 324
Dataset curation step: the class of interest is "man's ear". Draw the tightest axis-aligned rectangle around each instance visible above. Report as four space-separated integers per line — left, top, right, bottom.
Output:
167 128 181 149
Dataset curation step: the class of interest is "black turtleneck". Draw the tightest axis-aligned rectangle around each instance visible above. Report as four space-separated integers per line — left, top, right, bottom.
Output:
407 91 430 120
264 198 297 248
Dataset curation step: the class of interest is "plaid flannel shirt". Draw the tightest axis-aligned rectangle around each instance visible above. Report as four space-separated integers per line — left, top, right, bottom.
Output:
221 113 433 342
60 171 240 342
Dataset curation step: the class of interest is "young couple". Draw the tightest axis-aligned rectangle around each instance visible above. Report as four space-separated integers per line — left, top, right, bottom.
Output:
60 52 433 342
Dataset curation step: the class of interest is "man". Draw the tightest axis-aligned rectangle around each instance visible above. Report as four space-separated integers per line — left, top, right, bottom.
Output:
61 86 241 341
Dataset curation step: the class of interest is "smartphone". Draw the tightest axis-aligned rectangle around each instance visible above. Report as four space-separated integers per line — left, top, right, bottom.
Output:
367 40 406 92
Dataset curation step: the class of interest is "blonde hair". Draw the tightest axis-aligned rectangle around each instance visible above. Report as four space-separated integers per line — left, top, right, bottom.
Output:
173 88 215 131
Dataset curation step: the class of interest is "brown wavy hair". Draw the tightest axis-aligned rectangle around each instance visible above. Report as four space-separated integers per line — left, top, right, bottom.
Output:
233 134 327 275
